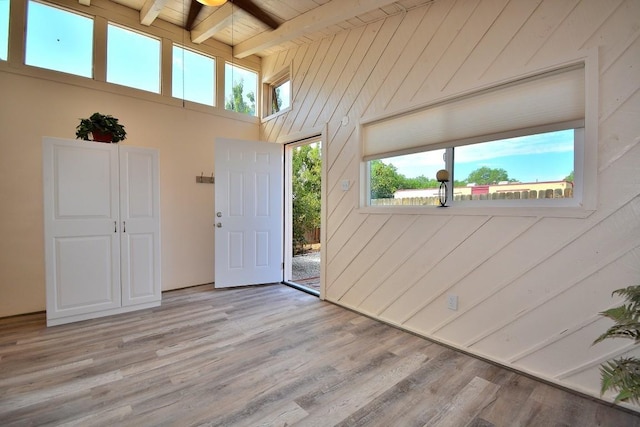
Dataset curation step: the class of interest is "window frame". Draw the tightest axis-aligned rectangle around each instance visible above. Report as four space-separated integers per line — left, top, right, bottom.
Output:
106 22 161 94
224 61 259 117
24 0 94 77
172 43 216 107
358 52 598 218
262 66 291 119
0 0 9 61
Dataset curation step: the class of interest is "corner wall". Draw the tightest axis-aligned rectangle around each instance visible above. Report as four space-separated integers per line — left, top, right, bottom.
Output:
260 0 640 406
0 71 258 317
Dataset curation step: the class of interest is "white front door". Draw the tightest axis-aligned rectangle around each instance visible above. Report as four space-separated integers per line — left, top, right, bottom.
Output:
214 138 283 288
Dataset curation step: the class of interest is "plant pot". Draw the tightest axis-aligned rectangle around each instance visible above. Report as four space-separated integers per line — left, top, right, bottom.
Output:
91 130 115 143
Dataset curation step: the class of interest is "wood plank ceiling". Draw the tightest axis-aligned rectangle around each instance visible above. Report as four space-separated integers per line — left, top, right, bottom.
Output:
96 0 435 57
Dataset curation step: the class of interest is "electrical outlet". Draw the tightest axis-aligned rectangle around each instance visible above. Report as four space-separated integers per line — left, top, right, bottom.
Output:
447 295 458 311
341 180 350 191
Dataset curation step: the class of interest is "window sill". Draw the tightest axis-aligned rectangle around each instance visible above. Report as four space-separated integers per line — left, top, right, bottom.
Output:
261 106 291 123
358 204 595 219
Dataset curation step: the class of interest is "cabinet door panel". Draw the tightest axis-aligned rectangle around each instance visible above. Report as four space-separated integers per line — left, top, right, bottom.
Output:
120 147 161 306
43 138 121 322
54 236 117 310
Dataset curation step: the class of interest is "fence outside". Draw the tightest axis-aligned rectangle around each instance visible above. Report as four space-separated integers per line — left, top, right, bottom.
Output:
371 187 573 206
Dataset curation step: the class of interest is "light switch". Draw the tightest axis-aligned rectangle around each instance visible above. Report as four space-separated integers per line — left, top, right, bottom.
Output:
341 180 350 191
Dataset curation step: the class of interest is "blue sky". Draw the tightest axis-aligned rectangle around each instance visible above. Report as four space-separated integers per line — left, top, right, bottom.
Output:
24 1 93 76
0 0 8 60
382 129 574 183
173 46 215 106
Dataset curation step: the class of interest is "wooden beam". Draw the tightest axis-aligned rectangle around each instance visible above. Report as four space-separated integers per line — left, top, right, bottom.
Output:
232 0 278 30
140 0 170 26
186 0 204 31
233 0 398 58
191 3 234 44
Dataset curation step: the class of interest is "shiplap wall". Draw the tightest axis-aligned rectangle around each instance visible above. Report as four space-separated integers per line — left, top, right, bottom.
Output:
261 0 640 405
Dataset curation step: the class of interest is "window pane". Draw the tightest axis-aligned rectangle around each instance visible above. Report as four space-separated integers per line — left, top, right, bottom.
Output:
225 63 257 116
453 129 574 201
272 79 290 113
173 45 215 106
25 1 93 77
369 149 446 206
107 24 160 93
0 0 8 61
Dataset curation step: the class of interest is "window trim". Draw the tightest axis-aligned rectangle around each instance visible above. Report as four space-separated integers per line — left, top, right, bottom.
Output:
224 61 260 117
24 0 94 78
262 65 292 120
172 43 216 107
106 22 161 94
358 50 598 218
0 0 11 61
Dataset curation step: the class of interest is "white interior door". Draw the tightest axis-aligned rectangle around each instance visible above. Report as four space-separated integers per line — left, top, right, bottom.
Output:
214 138 283 288
43 138 121 320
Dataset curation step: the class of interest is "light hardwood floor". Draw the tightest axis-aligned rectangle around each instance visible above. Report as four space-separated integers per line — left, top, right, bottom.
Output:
1 284 639 426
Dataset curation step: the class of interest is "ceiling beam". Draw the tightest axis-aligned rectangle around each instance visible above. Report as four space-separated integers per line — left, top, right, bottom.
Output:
140 0 170 26
191 3 234 44
232 0 278 30
186 0 204 31
233 0 398 58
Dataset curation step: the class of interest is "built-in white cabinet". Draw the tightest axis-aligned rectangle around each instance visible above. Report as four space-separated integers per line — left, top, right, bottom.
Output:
43 137 161 326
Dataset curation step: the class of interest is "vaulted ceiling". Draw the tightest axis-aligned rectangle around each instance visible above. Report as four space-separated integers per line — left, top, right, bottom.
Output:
104 0 435 58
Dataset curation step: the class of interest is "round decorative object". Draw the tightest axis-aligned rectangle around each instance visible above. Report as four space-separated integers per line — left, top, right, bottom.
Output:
436 169 449 182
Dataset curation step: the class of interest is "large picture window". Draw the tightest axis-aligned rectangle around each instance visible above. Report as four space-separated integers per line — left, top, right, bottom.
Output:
363 64 589 210
25 1 93 77
107 24 160 93
173 45 215 106
369 130 576 206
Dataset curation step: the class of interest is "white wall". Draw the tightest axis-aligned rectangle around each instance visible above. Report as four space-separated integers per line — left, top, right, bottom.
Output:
0 70 258 317
261 0 640 406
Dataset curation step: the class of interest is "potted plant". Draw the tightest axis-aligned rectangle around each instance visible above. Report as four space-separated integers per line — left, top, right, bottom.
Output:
593 285 640 404
75 112 127 143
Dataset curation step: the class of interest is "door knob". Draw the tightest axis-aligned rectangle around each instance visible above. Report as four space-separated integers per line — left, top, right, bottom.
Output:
216 222 222 228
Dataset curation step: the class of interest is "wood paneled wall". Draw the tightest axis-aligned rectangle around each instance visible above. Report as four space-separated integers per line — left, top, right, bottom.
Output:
261 0 640 406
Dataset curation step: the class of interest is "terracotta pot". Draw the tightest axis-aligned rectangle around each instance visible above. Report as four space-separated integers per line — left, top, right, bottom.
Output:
91 130 114 143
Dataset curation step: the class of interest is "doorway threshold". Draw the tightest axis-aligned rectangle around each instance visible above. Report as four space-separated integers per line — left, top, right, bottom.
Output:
283 281 320 297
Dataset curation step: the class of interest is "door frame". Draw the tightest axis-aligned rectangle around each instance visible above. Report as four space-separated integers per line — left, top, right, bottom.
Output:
278 125 328 300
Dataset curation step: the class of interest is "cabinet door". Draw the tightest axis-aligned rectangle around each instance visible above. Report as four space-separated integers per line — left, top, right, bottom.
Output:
119 146 161 306
43 138 121 322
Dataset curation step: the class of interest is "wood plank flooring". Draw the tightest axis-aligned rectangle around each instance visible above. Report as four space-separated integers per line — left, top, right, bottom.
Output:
1 284 639 426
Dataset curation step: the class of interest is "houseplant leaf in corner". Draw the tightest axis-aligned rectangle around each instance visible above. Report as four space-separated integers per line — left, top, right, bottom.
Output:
593 285 640 405
75 112 127 143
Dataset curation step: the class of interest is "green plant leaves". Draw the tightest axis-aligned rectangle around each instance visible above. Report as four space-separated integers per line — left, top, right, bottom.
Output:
599 358 640 404
594 285 640 404
75 112 127 142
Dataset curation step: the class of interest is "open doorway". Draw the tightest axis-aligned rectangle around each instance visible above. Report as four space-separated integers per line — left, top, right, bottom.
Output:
284 138 322 296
